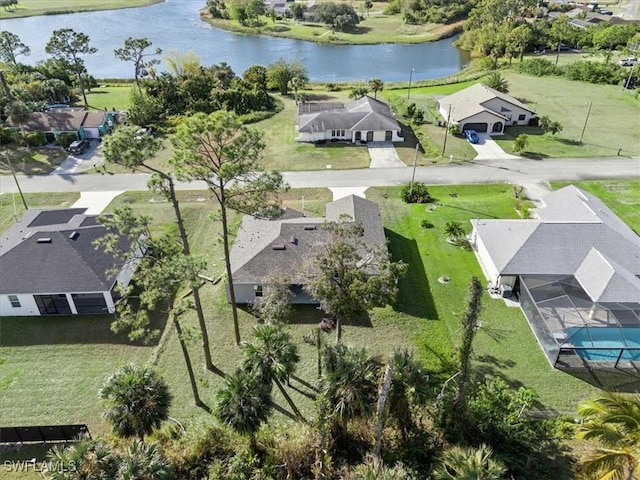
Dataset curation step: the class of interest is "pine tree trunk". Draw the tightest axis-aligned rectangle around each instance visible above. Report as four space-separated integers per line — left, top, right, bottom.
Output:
167 178 214 371
173 315 207 411
374 359 394 460
77 69 88 107
335 316 342 345
275 378 304 421
220 187 241 346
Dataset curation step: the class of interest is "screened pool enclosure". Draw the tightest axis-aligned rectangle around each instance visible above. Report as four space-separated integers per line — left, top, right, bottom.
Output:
519 275 640 369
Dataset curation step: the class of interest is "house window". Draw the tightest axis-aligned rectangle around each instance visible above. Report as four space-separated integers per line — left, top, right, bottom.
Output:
8 295 21 308
254 285 263 298
518 114 526 121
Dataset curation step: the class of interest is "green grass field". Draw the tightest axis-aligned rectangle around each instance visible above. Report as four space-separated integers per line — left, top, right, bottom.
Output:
0 145 68 176
0 0 162 19
84 85 133 111
1 183 612 453
201 4 462 45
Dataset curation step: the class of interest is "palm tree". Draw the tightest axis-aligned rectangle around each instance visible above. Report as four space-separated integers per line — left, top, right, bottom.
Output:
241 323 303 420
444 220 466 244
433 444 507 480
116 440 173 480
387 349 430 437
368 78 384 99
323 344 378 438
214 369 273 448
291 76 304 105
47 438 119 480
4 100 32 145
574 393 640 480
99 364 172 441
485 72 509 93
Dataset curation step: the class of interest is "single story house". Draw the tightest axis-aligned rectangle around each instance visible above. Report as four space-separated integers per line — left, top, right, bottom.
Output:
469 185 640 368
296 95 404 143
0 208 135 317
228 195 387 304
437 84 537 134
5 109 114 143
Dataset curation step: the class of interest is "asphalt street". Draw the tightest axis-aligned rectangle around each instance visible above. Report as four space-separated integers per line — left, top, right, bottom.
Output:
1 156 639 194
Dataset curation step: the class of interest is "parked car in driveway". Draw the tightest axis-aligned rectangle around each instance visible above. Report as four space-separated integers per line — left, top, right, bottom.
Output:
619 57 637 67
464 129 480 144
67 139 90 155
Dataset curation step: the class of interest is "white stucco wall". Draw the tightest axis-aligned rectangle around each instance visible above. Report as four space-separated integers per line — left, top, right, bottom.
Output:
0 294 40 316
482 98 535 126
470 228 500 285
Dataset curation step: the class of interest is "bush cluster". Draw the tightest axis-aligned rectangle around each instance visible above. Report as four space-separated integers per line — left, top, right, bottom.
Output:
514 58 626 85
401 182 432 203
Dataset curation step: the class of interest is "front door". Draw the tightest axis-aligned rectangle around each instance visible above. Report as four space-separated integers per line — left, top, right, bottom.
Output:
366 131 374 142
385 131 392 141
355 131 361 142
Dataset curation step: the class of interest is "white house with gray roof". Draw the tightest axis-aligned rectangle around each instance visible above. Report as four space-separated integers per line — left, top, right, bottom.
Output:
296 95 403 144
469 185 640 368
437 84 537 134
0 208 134 317
228 195 387 304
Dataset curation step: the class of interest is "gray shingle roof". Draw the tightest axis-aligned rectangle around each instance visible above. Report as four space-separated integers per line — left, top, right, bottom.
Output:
438 84 535 123
5 110 105 132
0 209 128 295
297 96 400 133
471 186 640 303
230 195 387 284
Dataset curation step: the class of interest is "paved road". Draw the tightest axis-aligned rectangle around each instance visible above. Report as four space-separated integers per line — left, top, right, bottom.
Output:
1 156 639 194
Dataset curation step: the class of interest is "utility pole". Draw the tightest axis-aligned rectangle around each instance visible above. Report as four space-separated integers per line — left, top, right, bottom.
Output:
579 101 592 144
407 67 415 99
409 142 420 197
7 157 28 211
623 43 639 91
441 104 452 156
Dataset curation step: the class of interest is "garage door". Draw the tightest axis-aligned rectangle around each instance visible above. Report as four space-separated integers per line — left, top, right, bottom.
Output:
462 123 488 133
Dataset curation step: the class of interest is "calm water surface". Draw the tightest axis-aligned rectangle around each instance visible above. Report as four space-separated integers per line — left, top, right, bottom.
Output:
2 0 469 81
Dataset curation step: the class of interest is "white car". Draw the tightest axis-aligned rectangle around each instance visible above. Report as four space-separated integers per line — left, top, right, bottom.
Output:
619 57 637 67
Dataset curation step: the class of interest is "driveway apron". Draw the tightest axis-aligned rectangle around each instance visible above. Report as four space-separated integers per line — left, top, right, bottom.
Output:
367 142 407 168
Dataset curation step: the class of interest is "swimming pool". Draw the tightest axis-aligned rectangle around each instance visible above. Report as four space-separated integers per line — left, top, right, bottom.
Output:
565 327 640 362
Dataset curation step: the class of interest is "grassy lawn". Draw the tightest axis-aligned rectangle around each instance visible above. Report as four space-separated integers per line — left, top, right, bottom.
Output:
0 192 80 233
550 179 640 233
0 145 68 176
84 85 133 111
201 5 462 45
253 93 372 170
0 0 162 18
5 182 630 470
495 72 640 158
367 184 601 412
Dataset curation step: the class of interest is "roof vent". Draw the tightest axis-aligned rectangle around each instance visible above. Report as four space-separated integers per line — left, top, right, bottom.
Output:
289 235 297 245
272 243 286 251
68 231 79 240
37 237 52 244
304 225 316 231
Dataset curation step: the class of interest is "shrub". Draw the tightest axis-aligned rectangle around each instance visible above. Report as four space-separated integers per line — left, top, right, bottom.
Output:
420 219 434 229
563 60 625 85
55 133 77 148
26 131 46 147
401 182 432 203
0 127 17 144
448 123 461 135
514 58 560 77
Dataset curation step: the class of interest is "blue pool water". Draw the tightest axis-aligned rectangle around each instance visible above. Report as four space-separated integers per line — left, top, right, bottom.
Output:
565 327 640 361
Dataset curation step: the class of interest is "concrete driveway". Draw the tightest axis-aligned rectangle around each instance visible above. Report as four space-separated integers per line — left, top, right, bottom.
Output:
470 133 521 160
367 142 407 168
51 140 102 175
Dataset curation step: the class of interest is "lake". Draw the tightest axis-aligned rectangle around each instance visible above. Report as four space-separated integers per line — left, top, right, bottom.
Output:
3 0 470 82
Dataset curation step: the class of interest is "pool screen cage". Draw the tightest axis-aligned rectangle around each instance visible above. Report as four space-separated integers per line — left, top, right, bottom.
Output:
519 275 640 370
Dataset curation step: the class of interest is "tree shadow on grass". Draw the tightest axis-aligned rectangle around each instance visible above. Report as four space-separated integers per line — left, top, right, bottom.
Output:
0 310 166 347
385 228 437 319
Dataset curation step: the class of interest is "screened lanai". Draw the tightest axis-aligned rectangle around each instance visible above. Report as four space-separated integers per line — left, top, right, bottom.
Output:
519 275 640 368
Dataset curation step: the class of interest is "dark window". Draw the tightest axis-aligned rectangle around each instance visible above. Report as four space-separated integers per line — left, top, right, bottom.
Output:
8 295 21 308
518 114 526 121
72 293 108 314
34 294 72 315
254 285 263 298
